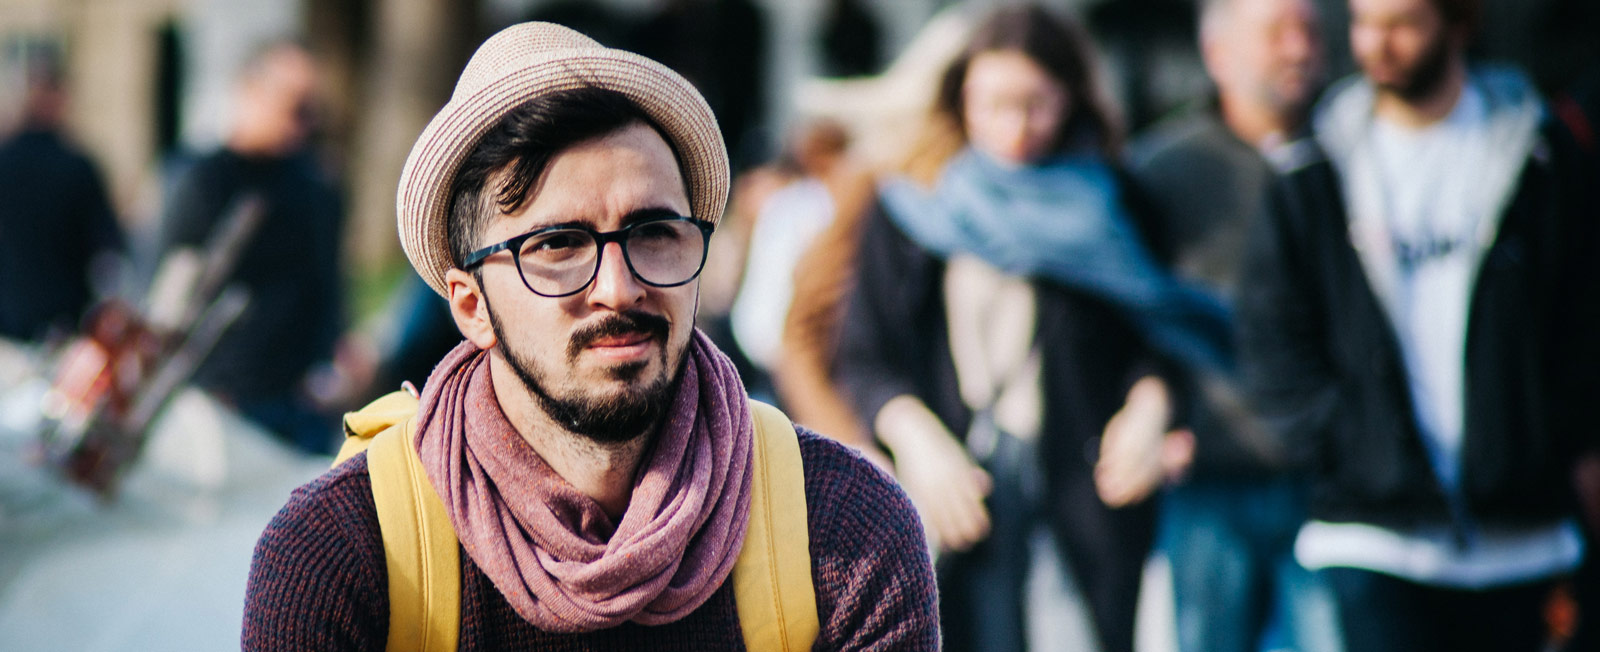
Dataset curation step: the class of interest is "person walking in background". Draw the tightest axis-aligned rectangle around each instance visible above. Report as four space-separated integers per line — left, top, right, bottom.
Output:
243 22 938 649
1111 0 1344 651
157 41 344 454
773 6 977 473
726 120 853 402
832 6 1230 651
1238 0 1600 649
772 148 881 467
0 48 124 342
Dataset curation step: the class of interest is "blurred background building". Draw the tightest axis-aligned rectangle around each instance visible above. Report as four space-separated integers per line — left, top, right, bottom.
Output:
1 0 1591 297
0 1 1594 649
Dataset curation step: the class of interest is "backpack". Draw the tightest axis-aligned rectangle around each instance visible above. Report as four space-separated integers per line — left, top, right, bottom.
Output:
334 391 818 652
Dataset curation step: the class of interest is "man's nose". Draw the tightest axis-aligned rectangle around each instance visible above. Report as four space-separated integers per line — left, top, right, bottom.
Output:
586 240 646 311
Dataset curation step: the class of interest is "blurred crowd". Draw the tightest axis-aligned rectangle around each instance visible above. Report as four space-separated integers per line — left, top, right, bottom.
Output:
2 0 1598 651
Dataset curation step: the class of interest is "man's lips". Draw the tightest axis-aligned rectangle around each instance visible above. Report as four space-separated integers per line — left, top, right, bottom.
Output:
566 310 671 360
583 331 657 362
588 332 652 349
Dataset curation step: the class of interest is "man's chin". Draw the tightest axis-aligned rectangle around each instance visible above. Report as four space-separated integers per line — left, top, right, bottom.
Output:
584 355 656 385
1363 60 1441 102
1361 64 1402 89
548 359 684 443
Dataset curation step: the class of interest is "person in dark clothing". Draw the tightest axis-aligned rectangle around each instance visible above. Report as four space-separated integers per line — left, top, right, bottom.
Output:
832 6 1222 651
630 0 769 170
158 42 343 454
0 55 124 342
818 0 883 77
1119 0 1343 651
243 22 938 650
1238 0 1600 650
247 416 933 651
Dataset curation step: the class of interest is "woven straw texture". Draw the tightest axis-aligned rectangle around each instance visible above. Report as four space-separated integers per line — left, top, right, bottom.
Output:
397 22 730 298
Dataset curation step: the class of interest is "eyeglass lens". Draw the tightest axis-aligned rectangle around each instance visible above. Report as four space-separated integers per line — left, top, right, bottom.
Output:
516 219 707 296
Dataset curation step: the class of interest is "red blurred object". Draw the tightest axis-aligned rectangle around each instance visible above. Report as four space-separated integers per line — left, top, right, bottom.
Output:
33 196 262 497
37 300 163 494
1546 580 1577 647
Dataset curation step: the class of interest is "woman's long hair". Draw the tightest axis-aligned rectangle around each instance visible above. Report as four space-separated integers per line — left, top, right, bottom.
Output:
899 4 1122 184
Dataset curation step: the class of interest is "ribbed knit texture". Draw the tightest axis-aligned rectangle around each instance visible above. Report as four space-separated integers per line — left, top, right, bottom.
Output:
243 427 940 650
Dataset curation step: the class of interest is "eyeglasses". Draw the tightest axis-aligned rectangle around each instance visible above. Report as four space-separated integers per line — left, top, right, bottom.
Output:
461 214 714 298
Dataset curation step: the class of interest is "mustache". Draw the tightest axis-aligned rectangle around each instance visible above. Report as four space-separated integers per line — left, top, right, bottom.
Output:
566 310 671 358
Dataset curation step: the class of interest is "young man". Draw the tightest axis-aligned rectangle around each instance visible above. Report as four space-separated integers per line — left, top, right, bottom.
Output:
1116 1 1341 651
1238 0 1600 650
159 42 344 454
242 22 938 650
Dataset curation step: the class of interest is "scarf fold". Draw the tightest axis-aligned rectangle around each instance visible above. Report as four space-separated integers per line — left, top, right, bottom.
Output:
412 330 753 632
879 146 1234 373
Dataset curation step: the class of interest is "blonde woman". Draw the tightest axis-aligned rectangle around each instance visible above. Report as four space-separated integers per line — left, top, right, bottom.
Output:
832 6 1228 651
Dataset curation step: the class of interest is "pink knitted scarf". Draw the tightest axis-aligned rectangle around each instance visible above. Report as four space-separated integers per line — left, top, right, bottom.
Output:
412 331 753 632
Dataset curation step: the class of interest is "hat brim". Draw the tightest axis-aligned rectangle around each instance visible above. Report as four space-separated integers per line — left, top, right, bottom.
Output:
398 45 729 299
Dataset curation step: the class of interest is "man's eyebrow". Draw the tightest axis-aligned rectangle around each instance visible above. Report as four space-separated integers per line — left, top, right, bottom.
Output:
619 206 687 225
522 218 589 232
522 206 685 233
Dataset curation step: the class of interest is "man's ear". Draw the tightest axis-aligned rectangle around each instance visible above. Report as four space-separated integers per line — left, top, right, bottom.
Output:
446 268 497 350
1198 34 1230 94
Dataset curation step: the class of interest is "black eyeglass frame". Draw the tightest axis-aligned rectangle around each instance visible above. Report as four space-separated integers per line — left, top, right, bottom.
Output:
460 214 715 298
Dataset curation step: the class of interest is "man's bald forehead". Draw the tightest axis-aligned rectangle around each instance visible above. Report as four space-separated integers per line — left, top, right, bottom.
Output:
1200 0 1315 35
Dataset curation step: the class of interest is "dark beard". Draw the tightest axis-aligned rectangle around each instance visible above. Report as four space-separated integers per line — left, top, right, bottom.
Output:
1380 31 1453 102
489 308 684 443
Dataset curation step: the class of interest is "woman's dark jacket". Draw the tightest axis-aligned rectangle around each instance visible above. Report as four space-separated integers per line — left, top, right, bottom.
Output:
832 170 1178 545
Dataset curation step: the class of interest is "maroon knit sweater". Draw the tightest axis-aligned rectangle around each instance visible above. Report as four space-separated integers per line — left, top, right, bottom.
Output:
242 427 939 650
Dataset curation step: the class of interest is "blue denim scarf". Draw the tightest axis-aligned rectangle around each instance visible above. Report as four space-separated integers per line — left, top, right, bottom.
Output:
879 147 1232 373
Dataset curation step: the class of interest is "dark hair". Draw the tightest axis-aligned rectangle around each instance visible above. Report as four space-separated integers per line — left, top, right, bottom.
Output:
933 4 1122 157
1428 0 1482 36
445 87 674 267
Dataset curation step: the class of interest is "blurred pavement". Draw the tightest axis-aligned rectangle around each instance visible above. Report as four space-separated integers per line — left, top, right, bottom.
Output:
0 386 326 651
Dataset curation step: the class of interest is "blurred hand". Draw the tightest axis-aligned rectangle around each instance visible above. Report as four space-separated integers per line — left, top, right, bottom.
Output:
876 395 993 553
305 334 379 412
1095 376 1194 508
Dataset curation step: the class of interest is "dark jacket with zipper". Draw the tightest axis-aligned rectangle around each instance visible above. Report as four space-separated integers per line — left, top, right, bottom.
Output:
835 170 1180 521
1238 70 1600 532
832 171 1178 652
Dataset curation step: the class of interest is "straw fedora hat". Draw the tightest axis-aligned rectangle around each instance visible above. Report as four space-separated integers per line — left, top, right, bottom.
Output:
397 21 729 298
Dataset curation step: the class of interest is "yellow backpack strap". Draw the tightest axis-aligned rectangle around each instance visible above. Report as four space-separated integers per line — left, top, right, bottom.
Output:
368 418 461 652
336 391 461 652
335 390 422 465
733 400 819 651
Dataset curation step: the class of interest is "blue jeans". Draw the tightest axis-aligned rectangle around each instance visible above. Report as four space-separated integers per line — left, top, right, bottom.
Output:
1161 478 1342 652
940 427 1153 652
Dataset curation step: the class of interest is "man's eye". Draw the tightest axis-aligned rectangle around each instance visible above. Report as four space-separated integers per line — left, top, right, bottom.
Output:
530 232 587 253
634 221 684 241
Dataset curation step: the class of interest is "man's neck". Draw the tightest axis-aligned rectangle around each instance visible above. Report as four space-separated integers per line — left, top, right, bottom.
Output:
1219 95 1302 152
489 357 652 521
1374 59 1468 129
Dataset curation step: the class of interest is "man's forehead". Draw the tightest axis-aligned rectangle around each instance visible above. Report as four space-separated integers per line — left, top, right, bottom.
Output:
507 124 691 230
1350 0 1432 20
